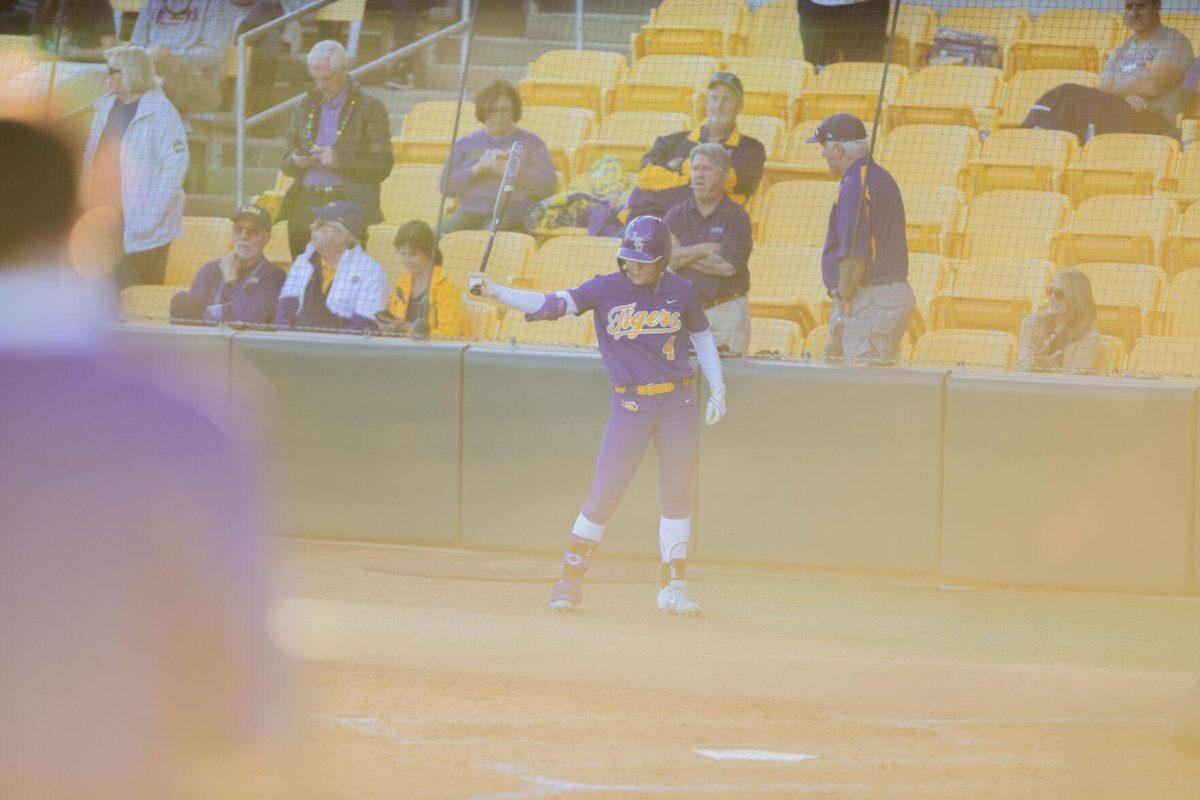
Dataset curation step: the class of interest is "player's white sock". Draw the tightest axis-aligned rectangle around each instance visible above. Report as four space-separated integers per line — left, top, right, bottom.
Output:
659 516 690 585
571 513 605 543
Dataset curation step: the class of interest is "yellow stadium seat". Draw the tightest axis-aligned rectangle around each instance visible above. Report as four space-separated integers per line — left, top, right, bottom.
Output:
801 323 832 358
606 55 718 118
365 224 402 285
939 7 1029 50
635 27 727 60
1060 133 1179 206
760 119 839 191
1006 11 1122 76
1162 270 1200 339
120 285 184 322
962 127 1079 197
877 124 979 191
1172 144 1200 206
1160 202 1200 278
1128 336 1200 377
1053 194 1177 267
748 317 803 357
1074 262 1165 348
263 221 292 268
745 1 804 61
758 179 838 246
251 173 293 221
997 68 1097 128
462 297 500 340
904 185 965 255
735 114 786 161
164 216 229 286
888 4 937 68
438 230 537 293
650 0 746 37
906 252 951 339
498 311 593 347
520 105 596 183
638 0 747 59
930 258 1053 334
719 56 814 122
393 101 481 165
1094 334 1127 372
912 329 1019 368
746 243 829 331
532 236 620 291
1162 14 1200 55
572 110 691 175
886 65 1003 130
793 62 908 124
379 164 445 230
518 50 627 117
958 190 1070 262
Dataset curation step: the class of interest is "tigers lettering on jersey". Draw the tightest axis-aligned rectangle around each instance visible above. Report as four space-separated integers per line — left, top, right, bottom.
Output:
605 303 682 341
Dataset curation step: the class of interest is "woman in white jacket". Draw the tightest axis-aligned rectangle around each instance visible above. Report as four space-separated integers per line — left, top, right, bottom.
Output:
82 45 188 288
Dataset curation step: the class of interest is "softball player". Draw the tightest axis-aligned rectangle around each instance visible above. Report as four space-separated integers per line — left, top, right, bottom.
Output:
470 215 727 615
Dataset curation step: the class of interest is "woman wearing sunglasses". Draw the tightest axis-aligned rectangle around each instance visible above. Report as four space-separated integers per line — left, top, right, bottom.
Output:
1017 269 1100 371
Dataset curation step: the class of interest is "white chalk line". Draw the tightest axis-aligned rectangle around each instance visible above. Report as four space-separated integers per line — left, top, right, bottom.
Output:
840 715 1170 727
694 748 817 762
467 763 868 800
314 714 485 746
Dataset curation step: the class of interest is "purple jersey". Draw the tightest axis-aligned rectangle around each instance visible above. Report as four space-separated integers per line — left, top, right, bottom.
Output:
569 270 709 387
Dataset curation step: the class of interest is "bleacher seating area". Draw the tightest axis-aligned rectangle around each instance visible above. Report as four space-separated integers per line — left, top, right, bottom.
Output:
8 0 1200 376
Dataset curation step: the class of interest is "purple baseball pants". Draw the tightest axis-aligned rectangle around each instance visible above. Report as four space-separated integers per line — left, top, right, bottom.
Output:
580 385 700 524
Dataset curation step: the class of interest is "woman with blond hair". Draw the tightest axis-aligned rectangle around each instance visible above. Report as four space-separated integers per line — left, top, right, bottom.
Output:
82 44 188 288
1017 269 1101 371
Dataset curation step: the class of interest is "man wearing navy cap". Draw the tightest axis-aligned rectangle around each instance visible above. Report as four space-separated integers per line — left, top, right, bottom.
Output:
170 204 286 326
810 113 913 363
274 200 389 333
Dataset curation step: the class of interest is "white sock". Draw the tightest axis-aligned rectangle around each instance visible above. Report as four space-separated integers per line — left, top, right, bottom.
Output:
571 513 604 543
659 516 690 564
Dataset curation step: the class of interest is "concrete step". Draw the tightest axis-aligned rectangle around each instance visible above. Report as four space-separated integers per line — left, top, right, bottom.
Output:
421 62 528 94
525 9 649 45
432 34 628 68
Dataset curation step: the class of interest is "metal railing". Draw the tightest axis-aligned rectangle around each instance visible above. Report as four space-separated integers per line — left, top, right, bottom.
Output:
235 0 469 205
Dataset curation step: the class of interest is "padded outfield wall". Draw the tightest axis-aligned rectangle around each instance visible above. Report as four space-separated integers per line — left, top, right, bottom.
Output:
114 324 1198 596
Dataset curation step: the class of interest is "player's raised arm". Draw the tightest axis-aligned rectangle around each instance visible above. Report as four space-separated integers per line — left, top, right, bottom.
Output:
468 273 578 321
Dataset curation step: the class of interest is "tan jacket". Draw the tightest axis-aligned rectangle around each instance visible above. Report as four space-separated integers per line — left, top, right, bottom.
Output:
1017 312 1100 371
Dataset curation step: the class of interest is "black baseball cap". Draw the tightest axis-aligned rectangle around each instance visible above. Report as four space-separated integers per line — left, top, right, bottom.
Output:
708 71 744 97
807 112 868 144
229 203 272 232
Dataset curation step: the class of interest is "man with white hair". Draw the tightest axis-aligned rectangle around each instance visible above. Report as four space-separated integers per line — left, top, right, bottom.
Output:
663 142 753 357
810 113 913 364
278 39 394 258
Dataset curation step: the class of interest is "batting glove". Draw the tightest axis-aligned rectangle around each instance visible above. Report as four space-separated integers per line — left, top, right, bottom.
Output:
467 271 495 299
705 387 727 426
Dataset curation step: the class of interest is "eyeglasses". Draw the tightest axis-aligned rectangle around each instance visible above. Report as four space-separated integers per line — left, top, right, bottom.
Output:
106 67 122 76
1047 288 1065 300
487 104 514 116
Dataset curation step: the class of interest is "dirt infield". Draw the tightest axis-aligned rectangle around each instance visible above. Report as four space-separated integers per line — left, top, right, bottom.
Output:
264 541 1200 799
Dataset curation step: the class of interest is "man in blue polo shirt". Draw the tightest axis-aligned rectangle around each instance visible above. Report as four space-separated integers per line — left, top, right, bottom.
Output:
664 142 753 356
811 113 913 363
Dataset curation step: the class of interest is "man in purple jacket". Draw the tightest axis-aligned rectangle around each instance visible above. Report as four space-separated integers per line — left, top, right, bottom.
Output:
0 119 284 800
440 79 557 233
170 203 286 326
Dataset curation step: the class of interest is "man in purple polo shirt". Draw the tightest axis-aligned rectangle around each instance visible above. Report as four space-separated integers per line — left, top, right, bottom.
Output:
279 40 394 257
440 79 557 233
811 112 913 363
664 142 753 357
0 120 285 800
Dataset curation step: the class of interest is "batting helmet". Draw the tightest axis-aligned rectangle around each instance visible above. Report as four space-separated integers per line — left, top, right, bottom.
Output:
616 215 672 270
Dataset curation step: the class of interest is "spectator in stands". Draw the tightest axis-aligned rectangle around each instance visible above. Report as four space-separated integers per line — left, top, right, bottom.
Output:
131 0 247 113
440 79 556 234
279 39 394 258
796 0 889 67
30 0 117 61
664 143 753 357
588 72 766 237
373 0 436 90
377 219 465 338
1017 269 1100 372
0 0 36 34
275 200 388 332
1186 56 1200 97
82 45 188 288
169 204 285 326
1022 0 1193 138
812 113 913 364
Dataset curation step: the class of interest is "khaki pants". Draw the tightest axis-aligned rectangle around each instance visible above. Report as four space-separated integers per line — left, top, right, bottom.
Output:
827 281 915 363
704 295 750 357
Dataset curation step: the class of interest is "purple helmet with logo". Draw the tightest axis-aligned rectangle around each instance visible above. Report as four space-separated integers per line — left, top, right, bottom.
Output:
616 215 672 270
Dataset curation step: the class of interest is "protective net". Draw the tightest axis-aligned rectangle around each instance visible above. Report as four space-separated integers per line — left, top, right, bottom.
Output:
6 0 1200 376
